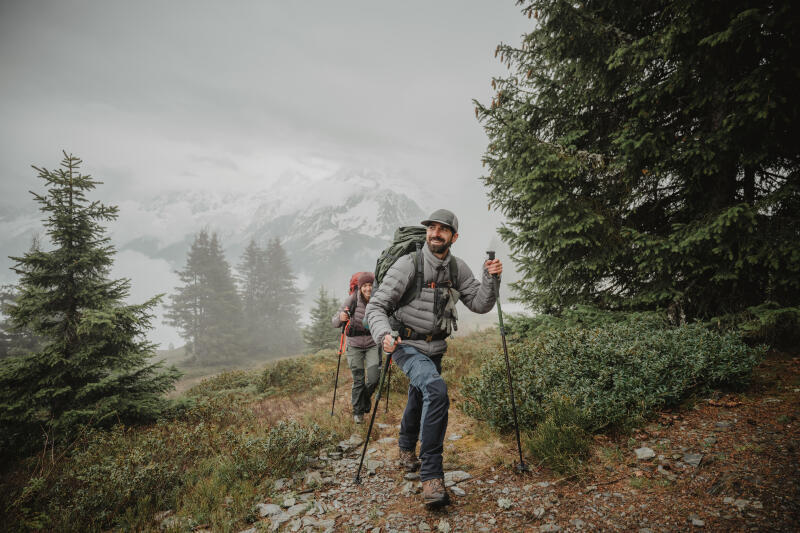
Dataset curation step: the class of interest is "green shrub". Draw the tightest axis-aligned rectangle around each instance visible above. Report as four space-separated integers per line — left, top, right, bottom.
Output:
187 369 259 397
461 322 763 433
257 357 322 395
526 397 592 475
4 414 335 532
707 303 800 349
504 306 668 340
220 420 336 482
8 422 203 532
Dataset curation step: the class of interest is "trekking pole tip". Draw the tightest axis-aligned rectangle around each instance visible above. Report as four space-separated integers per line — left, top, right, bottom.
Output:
514 462 530 474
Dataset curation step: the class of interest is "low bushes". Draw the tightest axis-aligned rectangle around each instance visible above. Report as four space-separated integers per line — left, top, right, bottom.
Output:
3 409 336 532
461 321 763 434
188 369 259 397
526 397 592 475
7 423 202 531
222 420 335 482
258 357 323 395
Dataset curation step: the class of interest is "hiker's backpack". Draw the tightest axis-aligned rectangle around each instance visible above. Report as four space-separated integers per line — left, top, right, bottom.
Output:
373 226 459 310
349 272 369 295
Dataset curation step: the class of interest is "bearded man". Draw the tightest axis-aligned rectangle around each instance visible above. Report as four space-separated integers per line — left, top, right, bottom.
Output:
365 208 502 508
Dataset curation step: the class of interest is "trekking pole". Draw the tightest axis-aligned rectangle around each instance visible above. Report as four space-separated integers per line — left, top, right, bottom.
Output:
487 251 528 473
384 358 392 413
331 321 348 416
355 332 398 484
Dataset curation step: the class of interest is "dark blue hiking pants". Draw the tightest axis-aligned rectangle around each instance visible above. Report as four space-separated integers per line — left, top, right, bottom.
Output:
391 344 448 481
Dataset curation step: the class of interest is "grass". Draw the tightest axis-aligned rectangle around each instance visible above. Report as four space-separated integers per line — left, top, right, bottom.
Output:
2 325 776 531
525 397 592 475
0 349 342 533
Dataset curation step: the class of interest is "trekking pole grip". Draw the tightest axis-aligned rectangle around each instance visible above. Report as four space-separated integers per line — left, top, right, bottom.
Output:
487 250 499 280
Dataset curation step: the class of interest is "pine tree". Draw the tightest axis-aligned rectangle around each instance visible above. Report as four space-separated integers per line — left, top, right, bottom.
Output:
166 230 244 363
479 1 800 322
303 286 341 353
0 285 41 359
0 153 180 452
262 237 303 356
204 233 245 360
165 230 211 360
237 239 270 355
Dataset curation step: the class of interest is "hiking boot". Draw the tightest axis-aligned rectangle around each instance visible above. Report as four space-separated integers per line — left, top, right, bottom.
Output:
353 414 363 424
398 448 421 472
422 478 450 508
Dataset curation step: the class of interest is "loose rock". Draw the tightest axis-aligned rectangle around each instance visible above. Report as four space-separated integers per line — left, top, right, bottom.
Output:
635 447 656 460
256 503 282 517
683 453 703 467
304 471 323 486
444 470 473 484
497 497 513 509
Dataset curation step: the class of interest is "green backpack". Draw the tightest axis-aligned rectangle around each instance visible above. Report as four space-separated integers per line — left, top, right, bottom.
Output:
373 226 458 310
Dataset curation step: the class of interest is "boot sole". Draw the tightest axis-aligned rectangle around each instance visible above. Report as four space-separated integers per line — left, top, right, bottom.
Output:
424 495 451 508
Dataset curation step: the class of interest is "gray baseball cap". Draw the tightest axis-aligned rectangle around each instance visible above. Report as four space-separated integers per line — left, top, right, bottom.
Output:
421 209 459 233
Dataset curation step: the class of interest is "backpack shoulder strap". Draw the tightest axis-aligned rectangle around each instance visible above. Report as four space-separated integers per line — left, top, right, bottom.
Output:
448 255 459 288
347 291 358 317
397 244 424 309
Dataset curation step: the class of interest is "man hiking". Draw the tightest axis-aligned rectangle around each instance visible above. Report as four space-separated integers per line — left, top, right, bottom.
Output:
365 209 502 507
332 272 380 423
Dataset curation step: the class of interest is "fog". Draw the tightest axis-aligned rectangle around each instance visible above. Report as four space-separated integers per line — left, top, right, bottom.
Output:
0 1 531 348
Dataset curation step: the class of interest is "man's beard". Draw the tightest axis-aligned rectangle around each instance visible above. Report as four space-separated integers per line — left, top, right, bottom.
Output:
427 237 452 254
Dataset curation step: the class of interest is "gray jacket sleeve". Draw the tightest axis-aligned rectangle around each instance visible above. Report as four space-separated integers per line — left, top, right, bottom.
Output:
365 254 415 345
455 258 498 313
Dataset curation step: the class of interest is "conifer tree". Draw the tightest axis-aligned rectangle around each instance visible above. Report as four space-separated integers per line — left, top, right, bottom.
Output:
204 233 245 359
0 153 180 452
303 286 341 353
479 1 800 323
237 239 270 355
262 237 303 355
166 230 244 363
165 230 210 360
0 285 40 359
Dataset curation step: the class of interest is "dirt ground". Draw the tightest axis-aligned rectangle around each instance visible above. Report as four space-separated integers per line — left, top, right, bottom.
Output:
263 351 800 532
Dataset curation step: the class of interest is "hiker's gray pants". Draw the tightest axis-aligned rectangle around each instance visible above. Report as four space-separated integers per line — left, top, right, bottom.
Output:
392 344 448 482
346 345 380 415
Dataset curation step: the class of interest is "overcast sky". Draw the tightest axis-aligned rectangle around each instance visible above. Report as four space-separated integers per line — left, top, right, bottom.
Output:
1 1 530 202
0 1 532 345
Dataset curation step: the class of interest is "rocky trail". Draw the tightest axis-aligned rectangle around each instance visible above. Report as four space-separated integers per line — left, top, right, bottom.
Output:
166 355 799 533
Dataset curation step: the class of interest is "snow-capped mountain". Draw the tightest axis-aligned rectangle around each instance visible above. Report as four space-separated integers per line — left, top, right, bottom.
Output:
0 166 430 345
0 166 518 347
107 167 428 302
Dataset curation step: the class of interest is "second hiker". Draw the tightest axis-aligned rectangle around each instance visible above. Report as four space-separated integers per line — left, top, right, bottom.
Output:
332 272 379 424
